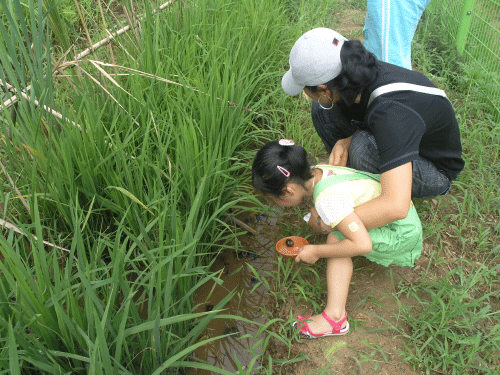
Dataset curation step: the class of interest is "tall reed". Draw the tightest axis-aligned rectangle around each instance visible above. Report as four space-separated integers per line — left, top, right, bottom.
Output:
0 0 293 372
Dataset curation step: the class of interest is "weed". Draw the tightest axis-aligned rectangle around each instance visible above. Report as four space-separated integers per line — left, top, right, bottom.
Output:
389 253 500 374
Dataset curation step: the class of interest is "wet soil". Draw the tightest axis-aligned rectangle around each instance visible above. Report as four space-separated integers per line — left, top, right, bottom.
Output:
188 211 279 374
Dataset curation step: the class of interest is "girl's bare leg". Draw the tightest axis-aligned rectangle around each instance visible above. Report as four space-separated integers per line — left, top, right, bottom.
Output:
305 234 352 334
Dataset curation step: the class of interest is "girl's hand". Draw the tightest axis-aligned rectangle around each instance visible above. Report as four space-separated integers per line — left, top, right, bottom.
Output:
295 245 319 264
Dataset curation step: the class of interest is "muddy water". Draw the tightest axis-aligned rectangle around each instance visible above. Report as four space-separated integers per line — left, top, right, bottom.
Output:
188 212 278 374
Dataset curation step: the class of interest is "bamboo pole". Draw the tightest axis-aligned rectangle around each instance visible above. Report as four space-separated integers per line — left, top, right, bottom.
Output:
75 0 175 61
1 0 265 118
0 218 71 254
227 216 257 235
0 77 137 161
0 78 82 131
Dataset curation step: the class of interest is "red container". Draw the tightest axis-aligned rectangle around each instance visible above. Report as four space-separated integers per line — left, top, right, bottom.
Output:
275 236 309 258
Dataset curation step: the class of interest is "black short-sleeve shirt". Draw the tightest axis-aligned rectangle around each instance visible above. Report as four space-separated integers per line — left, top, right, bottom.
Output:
355 61 465 180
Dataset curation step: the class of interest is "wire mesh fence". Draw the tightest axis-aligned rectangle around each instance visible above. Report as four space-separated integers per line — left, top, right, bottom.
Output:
430 0 500 119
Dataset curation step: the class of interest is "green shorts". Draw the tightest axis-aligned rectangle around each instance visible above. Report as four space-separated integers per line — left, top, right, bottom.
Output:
333 205 422 267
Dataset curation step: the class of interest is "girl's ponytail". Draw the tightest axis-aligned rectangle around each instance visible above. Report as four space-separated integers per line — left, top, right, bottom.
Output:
252 140 313 196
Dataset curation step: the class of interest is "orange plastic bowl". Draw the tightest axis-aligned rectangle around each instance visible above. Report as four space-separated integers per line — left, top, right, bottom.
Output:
276 236 309 258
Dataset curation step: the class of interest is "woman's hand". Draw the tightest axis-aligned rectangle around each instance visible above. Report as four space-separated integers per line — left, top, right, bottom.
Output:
295 244 319 264
329 136 353 166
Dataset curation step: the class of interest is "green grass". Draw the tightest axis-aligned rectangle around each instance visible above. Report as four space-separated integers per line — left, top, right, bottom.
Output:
391 253 500 374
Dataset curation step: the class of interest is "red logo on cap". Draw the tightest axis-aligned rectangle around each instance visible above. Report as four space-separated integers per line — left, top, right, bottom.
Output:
332 38 339 46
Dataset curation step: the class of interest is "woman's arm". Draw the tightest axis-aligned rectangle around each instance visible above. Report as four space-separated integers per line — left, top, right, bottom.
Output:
295 211 372 264
354 162 413 230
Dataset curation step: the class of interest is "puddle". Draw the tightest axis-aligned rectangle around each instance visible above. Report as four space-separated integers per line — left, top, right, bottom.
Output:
187 211 278 374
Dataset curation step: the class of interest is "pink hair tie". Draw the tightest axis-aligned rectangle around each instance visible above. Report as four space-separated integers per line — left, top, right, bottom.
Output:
279 139 294 146
277 165 290 177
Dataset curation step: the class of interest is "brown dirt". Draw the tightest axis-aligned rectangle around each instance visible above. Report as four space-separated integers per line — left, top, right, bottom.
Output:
332 6 366 41
264 185 499 375
267 253 441 374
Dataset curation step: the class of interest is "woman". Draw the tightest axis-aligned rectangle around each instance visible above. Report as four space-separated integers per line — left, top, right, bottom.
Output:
281 27 464 231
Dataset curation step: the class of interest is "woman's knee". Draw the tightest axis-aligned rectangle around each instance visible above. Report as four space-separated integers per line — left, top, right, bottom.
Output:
411 157 452 198
411 174 451 198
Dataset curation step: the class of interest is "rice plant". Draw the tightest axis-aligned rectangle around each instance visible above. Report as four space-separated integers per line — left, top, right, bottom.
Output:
0 0 298 372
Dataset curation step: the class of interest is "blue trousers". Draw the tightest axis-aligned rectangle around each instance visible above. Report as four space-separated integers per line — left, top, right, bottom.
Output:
363 0 432 70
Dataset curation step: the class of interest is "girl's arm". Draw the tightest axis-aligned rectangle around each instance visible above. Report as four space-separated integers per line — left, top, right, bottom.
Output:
295 211 372 264
354 162 413 230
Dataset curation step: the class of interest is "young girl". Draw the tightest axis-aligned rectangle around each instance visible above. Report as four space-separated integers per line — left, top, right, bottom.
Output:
252 139 422 338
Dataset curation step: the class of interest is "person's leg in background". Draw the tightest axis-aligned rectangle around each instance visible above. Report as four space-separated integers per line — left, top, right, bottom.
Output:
363 0 432 70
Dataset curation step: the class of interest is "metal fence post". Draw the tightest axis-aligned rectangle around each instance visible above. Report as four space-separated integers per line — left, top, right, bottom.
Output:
456 0 477 54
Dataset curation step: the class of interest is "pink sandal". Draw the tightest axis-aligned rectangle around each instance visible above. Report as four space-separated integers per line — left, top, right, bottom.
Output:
293 311 349 338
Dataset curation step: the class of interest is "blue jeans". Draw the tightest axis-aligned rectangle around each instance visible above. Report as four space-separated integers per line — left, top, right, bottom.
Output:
348 131 451 198
311 101 451 198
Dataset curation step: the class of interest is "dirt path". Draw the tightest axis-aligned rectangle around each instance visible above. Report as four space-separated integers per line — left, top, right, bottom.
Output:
331 6 366 41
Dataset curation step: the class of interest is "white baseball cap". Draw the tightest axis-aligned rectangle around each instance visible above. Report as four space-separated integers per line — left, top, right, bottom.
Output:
282 28 347 96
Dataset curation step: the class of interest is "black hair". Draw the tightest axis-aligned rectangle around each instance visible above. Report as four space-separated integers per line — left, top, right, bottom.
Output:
252 141 313 197
306 40 378 106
